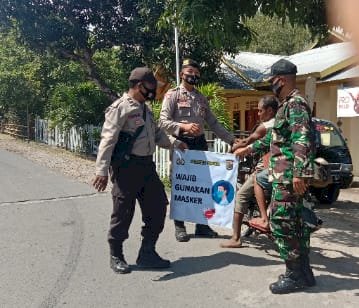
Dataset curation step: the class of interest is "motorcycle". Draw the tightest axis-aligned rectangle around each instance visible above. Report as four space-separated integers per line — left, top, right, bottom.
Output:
236 154 323 241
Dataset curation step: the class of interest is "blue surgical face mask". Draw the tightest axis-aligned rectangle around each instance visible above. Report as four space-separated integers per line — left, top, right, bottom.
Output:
217 190 224 199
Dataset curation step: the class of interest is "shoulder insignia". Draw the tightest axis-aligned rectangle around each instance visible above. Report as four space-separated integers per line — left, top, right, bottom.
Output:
111 98 124 108
164 87 180 100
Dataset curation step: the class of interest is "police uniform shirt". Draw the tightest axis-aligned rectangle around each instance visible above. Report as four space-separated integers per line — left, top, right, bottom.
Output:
159 85 234 144
96 93 179 176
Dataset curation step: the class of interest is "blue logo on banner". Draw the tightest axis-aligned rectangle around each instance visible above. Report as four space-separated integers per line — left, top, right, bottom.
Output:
212 180 235 206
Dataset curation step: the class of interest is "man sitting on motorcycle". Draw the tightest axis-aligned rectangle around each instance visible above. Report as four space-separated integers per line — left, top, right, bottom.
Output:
220 95 278 248
235 132 273 232
253 168 272 231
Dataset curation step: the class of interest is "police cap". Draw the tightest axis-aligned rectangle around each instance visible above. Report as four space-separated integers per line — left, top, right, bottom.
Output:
129 67 157 85
182 59 200 70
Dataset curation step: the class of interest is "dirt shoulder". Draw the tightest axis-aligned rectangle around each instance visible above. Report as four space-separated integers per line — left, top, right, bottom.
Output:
0 133 96 186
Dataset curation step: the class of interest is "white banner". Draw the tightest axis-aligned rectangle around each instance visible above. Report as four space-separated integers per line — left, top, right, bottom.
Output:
170 150 238 229
337 87 359 117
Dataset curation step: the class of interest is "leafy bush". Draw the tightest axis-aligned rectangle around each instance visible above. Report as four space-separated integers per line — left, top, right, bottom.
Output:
48 82 108 129
161 177 171 191
150 100 162 122
197 83 232 131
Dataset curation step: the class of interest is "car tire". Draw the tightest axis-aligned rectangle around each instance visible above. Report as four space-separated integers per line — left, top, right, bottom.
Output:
314 184 340 204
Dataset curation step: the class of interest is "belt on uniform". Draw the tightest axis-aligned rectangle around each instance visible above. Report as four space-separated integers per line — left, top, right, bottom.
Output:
129 154 153 162
175 134 208 151
175 134 205 141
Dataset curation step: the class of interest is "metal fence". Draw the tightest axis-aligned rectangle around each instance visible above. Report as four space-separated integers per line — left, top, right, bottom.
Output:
34 118 231 178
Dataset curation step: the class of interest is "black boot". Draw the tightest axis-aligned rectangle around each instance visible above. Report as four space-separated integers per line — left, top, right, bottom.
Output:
278 256 316 287
270 260 307 294
110 255 131 274
136 239 171 269
301 255 316 287
175 226 190 242
195 224 218 238
174 220 190 242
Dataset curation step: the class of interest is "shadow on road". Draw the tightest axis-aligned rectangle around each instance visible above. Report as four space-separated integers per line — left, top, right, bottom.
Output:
306 246 359 293
318 199 359 217
151 251 281 281
315 200 359 247
307 275 359 294
312 198 359 292
312 246 359 278
148 198 359 290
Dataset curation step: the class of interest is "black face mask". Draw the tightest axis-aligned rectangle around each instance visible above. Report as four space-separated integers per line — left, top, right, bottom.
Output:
271 80 283 96
184 74 200 86
140 83 156 101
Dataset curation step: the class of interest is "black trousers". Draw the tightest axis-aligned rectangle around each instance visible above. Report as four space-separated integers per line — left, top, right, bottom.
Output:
108 156 168 257
174 135 208 228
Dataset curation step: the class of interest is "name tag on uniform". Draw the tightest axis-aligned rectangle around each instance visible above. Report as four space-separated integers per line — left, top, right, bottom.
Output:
129 113 141 119
177 101 191 108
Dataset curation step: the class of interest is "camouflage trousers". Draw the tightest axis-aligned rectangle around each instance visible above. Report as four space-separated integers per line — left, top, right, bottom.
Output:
269 182 311 261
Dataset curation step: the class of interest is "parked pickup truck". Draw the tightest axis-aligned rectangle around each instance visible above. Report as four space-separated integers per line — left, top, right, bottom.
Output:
311 118 353 204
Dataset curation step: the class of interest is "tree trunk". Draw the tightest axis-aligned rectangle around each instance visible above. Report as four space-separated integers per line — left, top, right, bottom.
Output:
60 49 119 102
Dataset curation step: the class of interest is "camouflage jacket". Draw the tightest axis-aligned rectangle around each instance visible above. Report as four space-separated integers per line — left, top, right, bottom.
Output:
252 90 314 184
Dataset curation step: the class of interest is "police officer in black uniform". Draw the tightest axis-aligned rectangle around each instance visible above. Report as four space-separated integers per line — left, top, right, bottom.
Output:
93 67 186 274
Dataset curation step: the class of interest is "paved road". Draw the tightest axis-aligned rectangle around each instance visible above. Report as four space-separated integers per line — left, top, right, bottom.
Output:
1 149 359 308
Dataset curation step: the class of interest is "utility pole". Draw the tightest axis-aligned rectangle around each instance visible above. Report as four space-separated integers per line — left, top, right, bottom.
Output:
26 102 30 142
174 26 180 86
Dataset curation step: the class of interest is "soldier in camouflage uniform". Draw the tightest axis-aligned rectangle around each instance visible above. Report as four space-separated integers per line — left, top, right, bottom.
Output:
235 59 315 294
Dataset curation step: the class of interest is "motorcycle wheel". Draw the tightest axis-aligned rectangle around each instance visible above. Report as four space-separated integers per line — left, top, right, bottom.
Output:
314 184 340 204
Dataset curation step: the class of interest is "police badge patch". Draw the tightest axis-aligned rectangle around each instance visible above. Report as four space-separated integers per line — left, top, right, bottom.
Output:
176 158 185 165
226 160 234 170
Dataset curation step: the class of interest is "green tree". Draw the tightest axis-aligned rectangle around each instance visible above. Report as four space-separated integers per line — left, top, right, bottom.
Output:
242 13 318 55
0 0 328 101
161 0 327 50
0 29 46 121
44 56 119 128
0 27 116 127
0 1 142 101
48 81 108 129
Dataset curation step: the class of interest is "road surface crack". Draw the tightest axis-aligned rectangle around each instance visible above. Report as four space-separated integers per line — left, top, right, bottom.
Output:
0 192 105 207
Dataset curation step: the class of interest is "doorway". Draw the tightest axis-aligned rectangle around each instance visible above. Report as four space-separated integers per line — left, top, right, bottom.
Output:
245 109 259 131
